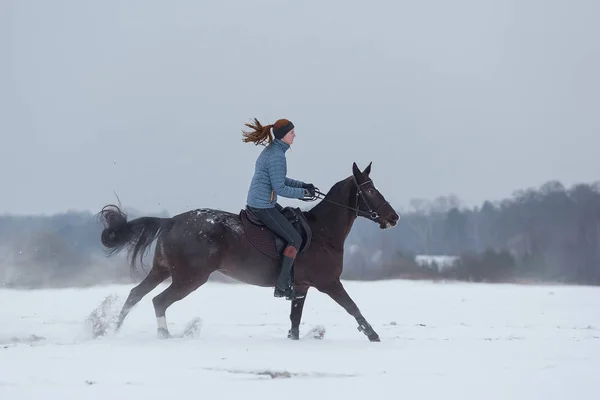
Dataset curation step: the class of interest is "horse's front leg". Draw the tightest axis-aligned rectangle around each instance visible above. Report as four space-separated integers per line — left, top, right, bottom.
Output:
317 280 380 342
288 285 309 340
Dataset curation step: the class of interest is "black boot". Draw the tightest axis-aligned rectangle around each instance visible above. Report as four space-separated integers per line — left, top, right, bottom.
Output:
274 251 296 300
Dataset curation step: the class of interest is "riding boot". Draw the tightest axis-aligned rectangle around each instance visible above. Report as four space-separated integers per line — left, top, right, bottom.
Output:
274 246 297 300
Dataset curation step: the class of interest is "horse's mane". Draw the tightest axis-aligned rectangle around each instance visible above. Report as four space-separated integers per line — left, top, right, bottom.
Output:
303 176 353 220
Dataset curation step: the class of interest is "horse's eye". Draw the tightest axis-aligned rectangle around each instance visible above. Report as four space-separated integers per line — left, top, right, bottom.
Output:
368 189 374 195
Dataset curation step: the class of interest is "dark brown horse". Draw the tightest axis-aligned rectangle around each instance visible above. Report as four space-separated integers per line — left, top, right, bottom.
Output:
99 162 399 342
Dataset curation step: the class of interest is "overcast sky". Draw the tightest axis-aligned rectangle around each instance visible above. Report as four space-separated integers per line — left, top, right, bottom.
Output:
1 0 598 216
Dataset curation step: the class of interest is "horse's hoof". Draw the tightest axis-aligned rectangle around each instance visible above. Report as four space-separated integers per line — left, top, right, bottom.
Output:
157 328 171 339
287 328 300 340
357 320 380 342
369 333 381 342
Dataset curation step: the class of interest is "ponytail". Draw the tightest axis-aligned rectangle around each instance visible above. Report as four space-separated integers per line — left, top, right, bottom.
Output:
242 118 274 146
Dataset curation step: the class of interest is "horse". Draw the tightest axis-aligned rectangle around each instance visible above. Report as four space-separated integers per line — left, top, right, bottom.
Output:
99 161 400 342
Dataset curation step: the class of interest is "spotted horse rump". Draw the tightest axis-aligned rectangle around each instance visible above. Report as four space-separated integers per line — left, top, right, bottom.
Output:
239 206 312 259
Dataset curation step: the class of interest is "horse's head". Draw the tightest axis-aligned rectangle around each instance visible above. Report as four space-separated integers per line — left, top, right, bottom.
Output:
351 162 400 229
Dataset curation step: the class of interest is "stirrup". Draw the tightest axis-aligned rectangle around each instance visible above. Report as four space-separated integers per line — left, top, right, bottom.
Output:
274 286 296 300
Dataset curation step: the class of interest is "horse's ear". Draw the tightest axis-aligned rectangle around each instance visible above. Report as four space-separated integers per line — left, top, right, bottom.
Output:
352 162 361 179
362 162 372 177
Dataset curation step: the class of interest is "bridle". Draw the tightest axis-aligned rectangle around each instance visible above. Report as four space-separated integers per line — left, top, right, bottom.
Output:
310 177 390 221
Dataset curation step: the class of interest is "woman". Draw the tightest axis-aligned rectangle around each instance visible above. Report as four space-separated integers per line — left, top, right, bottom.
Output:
242 118 316 300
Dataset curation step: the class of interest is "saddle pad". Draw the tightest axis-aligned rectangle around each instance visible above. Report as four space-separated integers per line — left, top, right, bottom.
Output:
240 211 279 259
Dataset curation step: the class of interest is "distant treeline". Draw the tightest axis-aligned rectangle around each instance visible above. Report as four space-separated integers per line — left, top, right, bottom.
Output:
344 180 600 285
1 179 599 288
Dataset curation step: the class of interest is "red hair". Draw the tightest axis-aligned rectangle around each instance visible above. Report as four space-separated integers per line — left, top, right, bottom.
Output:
242 118 292 146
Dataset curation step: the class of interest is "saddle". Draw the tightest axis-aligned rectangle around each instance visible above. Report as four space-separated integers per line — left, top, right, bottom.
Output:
239 206 312 259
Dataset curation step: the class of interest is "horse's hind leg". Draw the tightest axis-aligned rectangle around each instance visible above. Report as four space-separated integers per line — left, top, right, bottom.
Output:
115 254 170 332
317 280 380 342
152 268 212 339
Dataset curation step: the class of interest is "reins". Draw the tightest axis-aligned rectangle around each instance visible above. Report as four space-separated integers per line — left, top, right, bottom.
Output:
305 178 389 221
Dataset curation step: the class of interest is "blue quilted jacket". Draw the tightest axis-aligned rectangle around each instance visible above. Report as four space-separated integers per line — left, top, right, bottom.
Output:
246 139 306 209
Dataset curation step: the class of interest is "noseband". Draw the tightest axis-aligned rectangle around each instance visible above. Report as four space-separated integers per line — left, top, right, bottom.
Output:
313 177 389 221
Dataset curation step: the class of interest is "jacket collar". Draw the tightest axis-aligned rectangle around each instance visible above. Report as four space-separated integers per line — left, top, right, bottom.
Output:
273 138 290 152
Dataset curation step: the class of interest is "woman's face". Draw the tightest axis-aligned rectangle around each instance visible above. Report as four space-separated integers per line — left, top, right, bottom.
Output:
282 129 296 145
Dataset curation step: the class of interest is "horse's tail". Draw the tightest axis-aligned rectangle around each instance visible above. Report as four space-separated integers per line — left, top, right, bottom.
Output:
98 204 174 275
